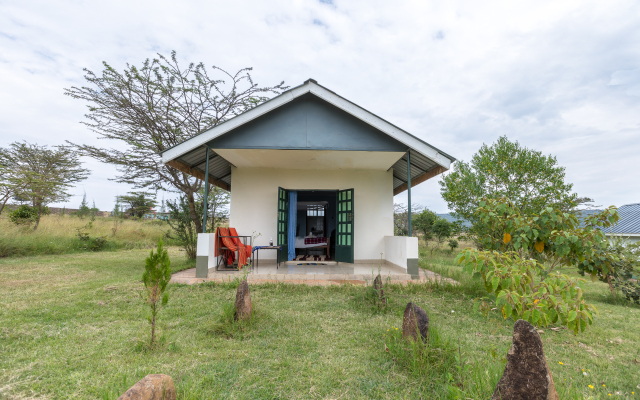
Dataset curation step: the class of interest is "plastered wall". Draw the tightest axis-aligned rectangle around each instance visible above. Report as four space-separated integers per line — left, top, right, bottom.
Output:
229 167 394 261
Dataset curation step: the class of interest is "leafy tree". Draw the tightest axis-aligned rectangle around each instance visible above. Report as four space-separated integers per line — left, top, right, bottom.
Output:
117 191 157 218
394 203 423 236
447 239 458 252
457 250 598 334
432 218 453 251
0 147 23 215
166 196 198 259
412 209 438 241
77 192 90 219
141 240 171 347
198 185 230 232
65 52 287 233
89 200 99 221
412 209 456 254
473 198 621 284
8 205 39 226
0 142 89 230
440 136 579 229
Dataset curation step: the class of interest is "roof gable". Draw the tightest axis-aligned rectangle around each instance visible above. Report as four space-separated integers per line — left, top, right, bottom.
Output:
207 93 407 152
162 79 454 169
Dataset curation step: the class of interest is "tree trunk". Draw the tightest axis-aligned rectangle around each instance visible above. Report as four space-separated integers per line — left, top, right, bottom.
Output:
186 190 203 233
0 195 9 215
607 275 616 298
33 202 43 231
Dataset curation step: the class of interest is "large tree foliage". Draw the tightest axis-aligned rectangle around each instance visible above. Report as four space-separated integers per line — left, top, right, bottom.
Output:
65 51 287 233
393 203 423 236
0 142 89 230
439 136 579 226
116 191 157 218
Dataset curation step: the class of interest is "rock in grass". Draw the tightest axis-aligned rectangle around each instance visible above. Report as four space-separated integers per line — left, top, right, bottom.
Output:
117 374 176 400
402 302 429 342
373 274 387 304
234 279 252 321
491 319 559 400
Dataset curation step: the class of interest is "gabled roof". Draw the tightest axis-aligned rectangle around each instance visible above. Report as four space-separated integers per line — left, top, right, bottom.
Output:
603 203 640 235
577 204 640 236
161 79 455 193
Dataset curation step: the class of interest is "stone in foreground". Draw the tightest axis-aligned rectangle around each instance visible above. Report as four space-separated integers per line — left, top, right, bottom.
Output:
235 279 253 321
402 302 429 342
117 374 176 400
491 319 559 400
373 274 387 304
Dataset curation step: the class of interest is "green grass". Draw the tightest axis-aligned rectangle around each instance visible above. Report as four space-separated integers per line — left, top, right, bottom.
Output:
1 248 639 399
0 214 178 257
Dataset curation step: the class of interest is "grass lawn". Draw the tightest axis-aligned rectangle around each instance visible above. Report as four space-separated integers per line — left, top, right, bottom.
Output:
1 248 639 399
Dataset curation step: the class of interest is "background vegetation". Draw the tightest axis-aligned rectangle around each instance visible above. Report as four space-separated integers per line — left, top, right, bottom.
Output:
0 214 179 258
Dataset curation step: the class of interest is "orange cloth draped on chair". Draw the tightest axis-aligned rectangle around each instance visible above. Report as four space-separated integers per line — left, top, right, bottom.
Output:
215 227 252 268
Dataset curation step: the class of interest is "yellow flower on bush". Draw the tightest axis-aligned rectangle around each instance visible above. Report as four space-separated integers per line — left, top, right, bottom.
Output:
588 385 594 389
558 362 563 365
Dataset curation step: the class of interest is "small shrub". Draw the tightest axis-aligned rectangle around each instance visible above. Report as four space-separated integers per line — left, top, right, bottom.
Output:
208 301 258 339
384 324 460 389
141 240 171 348
9 205 38 226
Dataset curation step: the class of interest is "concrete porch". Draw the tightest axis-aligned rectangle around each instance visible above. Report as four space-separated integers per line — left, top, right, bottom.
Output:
171 260 456 286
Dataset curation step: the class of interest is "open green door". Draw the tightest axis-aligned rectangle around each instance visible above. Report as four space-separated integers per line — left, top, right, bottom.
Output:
335 188 354 263
277 187 289 263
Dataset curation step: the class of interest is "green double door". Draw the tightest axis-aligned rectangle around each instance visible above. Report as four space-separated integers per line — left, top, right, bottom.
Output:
276 187 354 263
277 187 288 264
335 188 354 263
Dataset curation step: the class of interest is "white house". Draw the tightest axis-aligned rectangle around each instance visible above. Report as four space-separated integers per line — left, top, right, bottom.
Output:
161 79 455 278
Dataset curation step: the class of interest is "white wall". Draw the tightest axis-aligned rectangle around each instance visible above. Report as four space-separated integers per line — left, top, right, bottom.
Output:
384 236 419 270
229 167 394 261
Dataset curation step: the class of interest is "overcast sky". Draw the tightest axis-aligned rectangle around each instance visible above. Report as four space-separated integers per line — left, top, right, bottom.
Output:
1 0 638 212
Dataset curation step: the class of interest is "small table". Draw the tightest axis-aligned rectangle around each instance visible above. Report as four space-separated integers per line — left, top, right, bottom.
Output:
252 246 282 272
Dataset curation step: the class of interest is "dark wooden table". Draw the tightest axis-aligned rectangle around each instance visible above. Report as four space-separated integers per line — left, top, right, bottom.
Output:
253 246 281 271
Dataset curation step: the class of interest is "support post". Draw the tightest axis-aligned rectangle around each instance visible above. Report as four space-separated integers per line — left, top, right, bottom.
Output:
202 145 210 233
407 150 412 237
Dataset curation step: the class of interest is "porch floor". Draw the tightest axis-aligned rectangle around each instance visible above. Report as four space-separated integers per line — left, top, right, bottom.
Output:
170 261 457 286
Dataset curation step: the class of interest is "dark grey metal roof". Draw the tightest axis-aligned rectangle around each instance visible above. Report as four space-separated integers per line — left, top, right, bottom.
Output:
177 146 232 186
603 203 640 234
166 79 455 193
390 150 440 190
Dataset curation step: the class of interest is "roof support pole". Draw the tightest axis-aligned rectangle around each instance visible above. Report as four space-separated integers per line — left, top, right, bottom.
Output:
202 145 210 233
407 150 412 237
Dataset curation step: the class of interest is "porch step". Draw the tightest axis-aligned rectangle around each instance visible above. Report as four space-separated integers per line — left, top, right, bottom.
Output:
285 260 338 266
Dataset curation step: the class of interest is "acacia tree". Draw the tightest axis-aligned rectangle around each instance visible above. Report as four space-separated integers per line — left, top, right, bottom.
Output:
440 136 580 226
116 191 157 218
0 142 89 229
65 52 287 233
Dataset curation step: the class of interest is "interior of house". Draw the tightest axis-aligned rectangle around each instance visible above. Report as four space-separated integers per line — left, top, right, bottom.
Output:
293 190 336 261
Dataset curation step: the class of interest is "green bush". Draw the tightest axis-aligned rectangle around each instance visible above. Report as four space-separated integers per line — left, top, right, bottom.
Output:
457 249 598 334
9 205 39 226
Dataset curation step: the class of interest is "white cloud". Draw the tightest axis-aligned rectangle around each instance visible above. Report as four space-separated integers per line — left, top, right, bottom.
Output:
0 0 639 211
